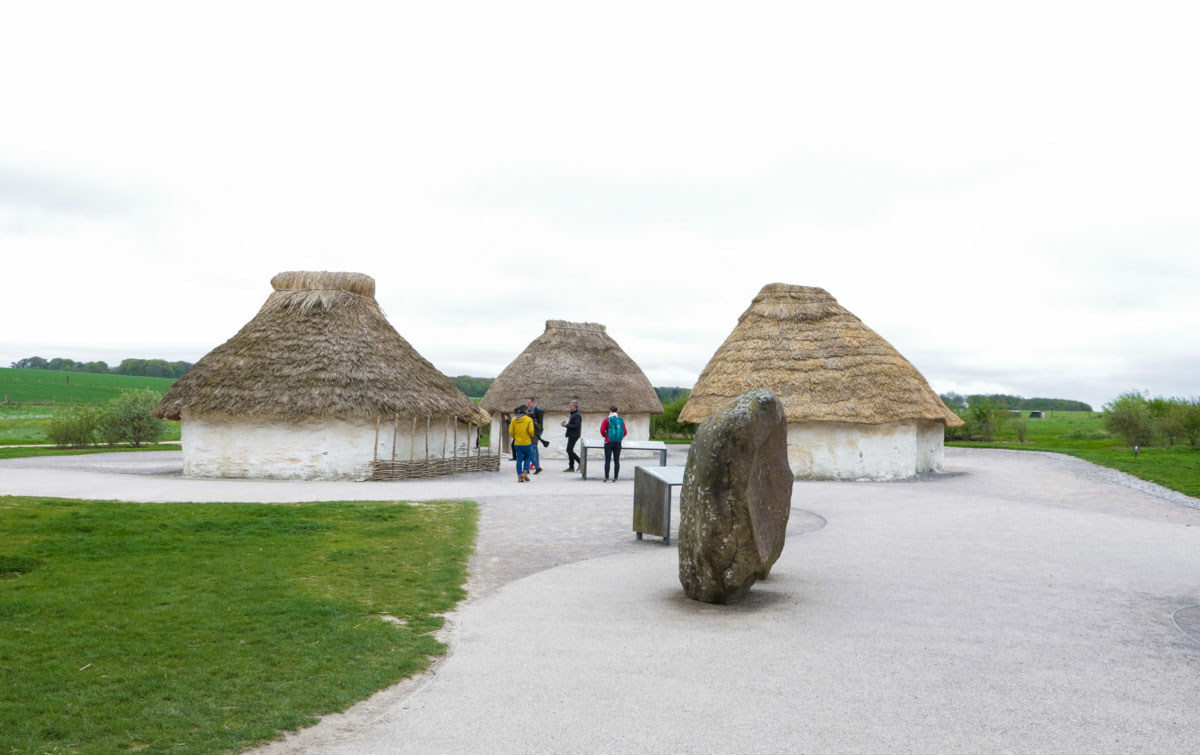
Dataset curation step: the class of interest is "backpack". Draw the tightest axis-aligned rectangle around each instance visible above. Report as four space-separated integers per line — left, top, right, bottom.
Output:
606 416 626 442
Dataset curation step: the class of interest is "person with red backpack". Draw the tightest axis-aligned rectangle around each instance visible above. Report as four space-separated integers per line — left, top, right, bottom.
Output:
599 405 626 482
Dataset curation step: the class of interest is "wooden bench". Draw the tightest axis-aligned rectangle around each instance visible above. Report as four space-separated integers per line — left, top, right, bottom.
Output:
633 465 685 544
579 439 668 480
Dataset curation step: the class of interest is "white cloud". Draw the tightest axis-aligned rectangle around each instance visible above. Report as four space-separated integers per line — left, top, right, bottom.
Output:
2 0 1198 411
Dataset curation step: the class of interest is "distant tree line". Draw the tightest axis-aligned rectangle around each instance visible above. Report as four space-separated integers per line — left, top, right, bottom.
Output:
10 356 192 379
939 393 1092 413
654 386 691 403
448 375 494 398
1102 392 1200 448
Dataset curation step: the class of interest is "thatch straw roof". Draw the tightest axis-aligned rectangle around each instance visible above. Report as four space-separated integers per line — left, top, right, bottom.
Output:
155 271 488 425
480 320 664 415
679 284 963 427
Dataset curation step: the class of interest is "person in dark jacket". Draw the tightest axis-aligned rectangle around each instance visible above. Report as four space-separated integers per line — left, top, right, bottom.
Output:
561 399 582 472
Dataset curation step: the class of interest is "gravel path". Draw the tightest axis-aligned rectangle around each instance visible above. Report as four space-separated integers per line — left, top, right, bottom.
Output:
4 447 1200 753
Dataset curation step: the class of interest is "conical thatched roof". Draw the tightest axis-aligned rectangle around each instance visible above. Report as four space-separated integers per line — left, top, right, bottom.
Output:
155 271 488 425
480 320 663 415
679 284 963 427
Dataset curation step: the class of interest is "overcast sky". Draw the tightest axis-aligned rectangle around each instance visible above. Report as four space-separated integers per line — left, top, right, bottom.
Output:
2 1 1197 410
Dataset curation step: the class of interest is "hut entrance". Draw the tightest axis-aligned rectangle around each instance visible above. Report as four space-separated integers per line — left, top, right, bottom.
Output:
369 415 501 480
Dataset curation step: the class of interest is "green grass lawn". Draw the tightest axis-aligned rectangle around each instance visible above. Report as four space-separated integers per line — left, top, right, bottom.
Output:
0 496 477 754
0 367 176 405
0 444 181 460
948 410 1200 499
0 406 182 446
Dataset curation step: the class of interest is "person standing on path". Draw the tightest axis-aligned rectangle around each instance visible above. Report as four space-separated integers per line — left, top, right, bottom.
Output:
561 400 582 472
526 397 547 474
599 405 626 482
509 406 535 482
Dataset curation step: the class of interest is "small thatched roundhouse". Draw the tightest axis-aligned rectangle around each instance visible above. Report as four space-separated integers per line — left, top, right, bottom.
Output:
154 271 489 480
480 320 664 458
680 283 963 481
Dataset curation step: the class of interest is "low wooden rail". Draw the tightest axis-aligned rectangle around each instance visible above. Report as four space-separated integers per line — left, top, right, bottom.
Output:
368 416 500 480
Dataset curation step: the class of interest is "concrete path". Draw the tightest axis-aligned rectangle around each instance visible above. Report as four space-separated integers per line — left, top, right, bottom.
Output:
4 448 1200 752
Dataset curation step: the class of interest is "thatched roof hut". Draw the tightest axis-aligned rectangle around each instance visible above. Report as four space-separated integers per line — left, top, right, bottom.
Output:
481 320 663 457
680 284 960 427
481 320 663 416
156 271 489 480
681 284 961 480
156 271 486 425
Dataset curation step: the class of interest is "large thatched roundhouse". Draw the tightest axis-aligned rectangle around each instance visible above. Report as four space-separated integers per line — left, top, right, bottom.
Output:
680 283 963 481
480 320 664 459
154 271 489 480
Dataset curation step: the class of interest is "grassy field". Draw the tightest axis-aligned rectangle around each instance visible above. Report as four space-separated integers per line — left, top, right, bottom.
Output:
949 410 1200 499
0 496 477 754
0 405 181 446
0 367 176 405
0 368 181 445
0 444 181 460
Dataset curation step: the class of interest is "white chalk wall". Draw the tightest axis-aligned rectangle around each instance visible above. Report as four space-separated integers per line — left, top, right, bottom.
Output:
182 417 481 480
490 411 653 460
785 419 945 481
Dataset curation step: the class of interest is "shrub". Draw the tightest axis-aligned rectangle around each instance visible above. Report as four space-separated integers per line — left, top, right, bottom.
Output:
45 406 99 448
97 388 166 447
1156 399 1190 447
969 399 997 441
1013 420 1028 443
1184 399 1200 447
651 393 697 438
1102 391 1154 447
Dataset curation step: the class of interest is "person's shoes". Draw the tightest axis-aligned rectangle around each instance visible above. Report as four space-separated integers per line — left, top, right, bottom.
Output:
563 467 574 472
534 467 542 474
517 477 525 483
602 477 609 483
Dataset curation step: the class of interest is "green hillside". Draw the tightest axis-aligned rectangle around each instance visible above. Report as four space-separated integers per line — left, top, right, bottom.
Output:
0 367 176 405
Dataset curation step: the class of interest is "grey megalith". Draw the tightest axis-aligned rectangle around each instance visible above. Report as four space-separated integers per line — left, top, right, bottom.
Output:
679 388 793 603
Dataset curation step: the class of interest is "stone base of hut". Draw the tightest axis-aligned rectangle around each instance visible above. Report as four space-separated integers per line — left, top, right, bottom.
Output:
490 412 652 460
786 419 945 481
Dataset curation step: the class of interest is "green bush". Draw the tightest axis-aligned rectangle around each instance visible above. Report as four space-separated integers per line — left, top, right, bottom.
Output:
1103 391 1154 447
1013 419 1028 443
651 393 697 438
96 388 166 447
1154 399 1190 447
1184 400 1200 447
45 406 99 448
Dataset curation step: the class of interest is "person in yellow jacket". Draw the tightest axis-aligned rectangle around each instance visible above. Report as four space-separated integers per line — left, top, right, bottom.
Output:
508 406 536 482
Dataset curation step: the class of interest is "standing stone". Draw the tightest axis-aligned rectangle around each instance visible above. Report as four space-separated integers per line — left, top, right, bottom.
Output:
678 389 793 604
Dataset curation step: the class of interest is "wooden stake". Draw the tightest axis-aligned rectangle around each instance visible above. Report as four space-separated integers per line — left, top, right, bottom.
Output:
453 419 458 459
392 414 398 461
411 416 417 461
425 416 430 460
373 417 380 463
442 418 448 458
